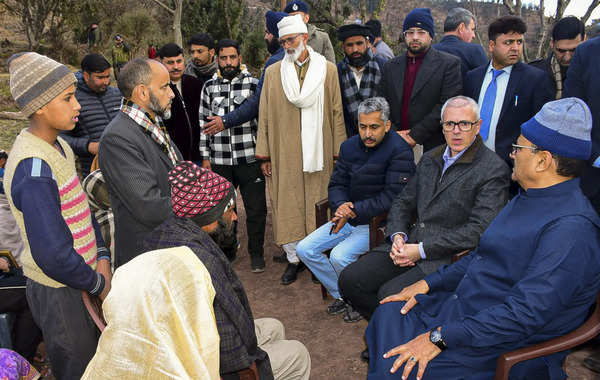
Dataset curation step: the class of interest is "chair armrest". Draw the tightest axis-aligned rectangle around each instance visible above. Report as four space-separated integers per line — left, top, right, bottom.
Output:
81 290 107 332
369 212 388 249
451 250 471 263
494 292 600 380
315 198 330 228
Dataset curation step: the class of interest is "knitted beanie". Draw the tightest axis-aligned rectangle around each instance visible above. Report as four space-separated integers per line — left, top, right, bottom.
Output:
169 161 235 226
521 97 592 160
7 52 76 118
278 14 308 38
284 0 310 14
266 11 288 38
403 8 435 38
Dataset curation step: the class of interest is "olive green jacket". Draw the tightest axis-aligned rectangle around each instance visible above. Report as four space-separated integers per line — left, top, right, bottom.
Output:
307 23 335 63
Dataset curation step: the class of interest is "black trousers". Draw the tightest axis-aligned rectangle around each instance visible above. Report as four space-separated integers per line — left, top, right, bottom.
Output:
212 161 267 260
0 286 42 362
27 280 99 380
338 243 425 320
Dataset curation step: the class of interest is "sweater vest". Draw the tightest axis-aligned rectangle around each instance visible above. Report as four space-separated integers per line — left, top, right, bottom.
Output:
3 129 98 288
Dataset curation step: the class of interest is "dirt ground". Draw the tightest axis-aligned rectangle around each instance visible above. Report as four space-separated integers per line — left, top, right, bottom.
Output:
232 191 600 380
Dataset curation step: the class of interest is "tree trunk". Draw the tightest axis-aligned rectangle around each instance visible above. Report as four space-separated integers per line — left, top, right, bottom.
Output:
173 0 183 47
535 0 547 60
582 0 600 24
360 0 367 23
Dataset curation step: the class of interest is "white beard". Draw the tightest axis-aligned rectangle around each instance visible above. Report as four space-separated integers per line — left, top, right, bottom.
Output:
285 42 306 63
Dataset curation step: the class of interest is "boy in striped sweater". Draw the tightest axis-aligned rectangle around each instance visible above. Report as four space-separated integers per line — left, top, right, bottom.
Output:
4 52 111 379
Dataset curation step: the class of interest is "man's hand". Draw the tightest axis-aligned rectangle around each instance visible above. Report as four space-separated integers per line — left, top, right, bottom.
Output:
330 216 348 234
88 142 99 155
96 259 112 301
261 161 272 177
383 331 441 380
379 279 430 314
334 202 356 219
201 160 212 170
0 257 9 272
397 129 417 147
391 234 413 266
202 116 225 136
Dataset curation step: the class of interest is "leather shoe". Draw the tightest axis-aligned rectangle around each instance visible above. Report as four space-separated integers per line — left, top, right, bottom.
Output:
327 299 347 315
360 348 369 363
281 263 303 285
272 252 288 263
250 256 265 273
343 305 363 323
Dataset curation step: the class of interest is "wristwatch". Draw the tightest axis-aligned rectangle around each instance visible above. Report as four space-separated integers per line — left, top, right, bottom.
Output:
429 328 447 350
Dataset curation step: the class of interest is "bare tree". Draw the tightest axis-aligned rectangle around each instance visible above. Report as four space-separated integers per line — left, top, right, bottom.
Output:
0 0 66 49
582 0 600 24
149 0 183 47
535 0 547 59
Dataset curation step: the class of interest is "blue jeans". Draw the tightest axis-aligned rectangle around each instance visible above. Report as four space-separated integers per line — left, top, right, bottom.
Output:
296 221 369 299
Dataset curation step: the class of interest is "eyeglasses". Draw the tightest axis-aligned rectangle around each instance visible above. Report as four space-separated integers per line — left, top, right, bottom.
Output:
279 34 301 47
441 120 479 132
403 29 428 38
511 143 539 154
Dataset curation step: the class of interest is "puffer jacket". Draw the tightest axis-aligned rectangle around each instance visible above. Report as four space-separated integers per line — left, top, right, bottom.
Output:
60 71 122 176
328 132 416 226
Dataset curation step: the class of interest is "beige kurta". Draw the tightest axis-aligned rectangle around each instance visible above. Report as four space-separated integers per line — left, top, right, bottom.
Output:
256 58 346 245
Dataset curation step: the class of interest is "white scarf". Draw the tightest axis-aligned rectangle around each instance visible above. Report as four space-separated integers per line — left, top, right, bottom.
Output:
280 46 327 173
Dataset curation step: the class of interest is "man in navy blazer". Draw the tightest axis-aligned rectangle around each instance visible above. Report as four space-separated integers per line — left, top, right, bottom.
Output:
433 8 487 79
564 36 600 215
463 16 553 165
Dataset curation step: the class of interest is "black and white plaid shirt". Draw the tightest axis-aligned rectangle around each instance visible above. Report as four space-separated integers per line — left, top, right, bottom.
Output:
199 68 258 165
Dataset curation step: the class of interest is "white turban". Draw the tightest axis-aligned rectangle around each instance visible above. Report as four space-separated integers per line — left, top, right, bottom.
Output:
277 14 308 38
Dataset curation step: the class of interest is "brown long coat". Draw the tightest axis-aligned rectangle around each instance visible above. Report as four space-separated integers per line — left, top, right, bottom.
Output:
256 59 346 245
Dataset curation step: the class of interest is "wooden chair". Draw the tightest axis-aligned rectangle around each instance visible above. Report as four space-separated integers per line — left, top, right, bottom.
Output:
494 290 600 380
315 199 388 299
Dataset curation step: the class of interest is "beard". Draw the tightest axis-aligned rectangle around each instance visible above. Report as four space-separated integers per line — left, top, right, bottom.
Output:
265 38 281 54
208 216 238 261
220 64 241 80
149 91 171 120
285 42 306 62
406 40 430 55
347 51 370 67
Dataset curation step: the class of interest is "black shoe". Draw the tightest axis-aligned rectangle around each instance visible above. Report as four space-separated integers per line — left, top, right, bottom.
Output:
251 256 265 273
343 305 364 323
327 299 347 315
272 252 288 263
281 263 301 285
583 353 600 373
360 348 369 363
311 272 320 284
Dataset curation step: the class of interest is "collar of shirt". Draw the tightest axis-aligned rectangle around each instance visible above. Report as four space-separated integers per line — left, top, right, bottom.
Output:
486 61 514 76
295 55 310 67
441 137 476 175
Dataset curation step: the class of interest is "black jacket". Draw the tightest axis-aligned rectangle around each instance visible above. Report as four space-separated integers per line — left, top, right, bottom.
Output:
164 74 203 161
433 35 488 80
379 48 462 151
60 71 122 176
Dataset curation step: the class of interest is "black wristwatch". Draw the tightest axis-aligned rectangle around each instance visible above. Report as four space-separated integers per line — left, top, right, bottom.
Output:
429 328 447 350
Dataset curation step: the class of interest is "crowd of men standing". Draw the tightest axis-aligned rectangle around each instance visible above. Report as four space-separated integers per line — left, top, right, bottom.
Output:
2 0 600 379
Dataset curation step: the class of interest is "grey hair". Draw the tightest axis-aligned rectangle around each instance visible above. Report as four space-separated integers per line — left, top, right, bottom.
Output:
444 8 476 32
358 97 390 123
441 96 480 120
117 58 153 98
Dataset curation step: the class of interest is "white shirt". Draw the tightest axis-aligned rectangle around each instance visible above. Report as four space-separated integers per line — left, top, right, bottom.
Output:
350 65 366 88
477 62 513 151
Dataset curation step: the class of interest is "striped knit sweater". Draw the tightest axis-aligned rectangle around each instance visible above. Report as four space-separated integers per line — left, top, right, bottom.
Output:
4 129 98 288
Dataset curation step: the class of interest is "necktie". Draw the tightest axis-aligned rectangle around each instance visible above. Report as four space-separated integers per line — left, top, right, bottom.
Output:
479 69 504 141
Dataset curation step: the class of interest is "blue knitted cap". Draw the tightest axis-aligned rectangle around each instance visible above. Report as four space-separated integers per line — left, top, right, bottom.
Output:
521 97 592 160
284 0 310 14
403 8 435 38
266 11 288 38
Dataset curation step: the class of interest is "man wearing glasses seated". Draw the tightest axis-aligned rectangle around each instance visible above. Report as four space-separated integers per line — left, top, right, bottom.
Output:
339 96 510 332
365 97 600 380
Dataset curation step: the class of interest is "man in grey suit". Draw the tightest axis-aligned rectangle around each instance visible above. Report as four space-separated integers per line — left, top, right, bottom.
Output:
339 95 510 322
98 59 182 268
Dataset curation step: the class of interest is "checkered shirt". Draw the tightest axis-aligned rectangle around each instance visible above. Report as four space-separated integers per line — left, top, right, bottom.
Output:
199 68 258 165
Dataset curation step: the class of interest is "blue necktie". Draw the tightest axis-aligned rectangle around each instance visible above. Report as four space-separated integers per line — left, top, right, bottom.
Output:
479 69 504 141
